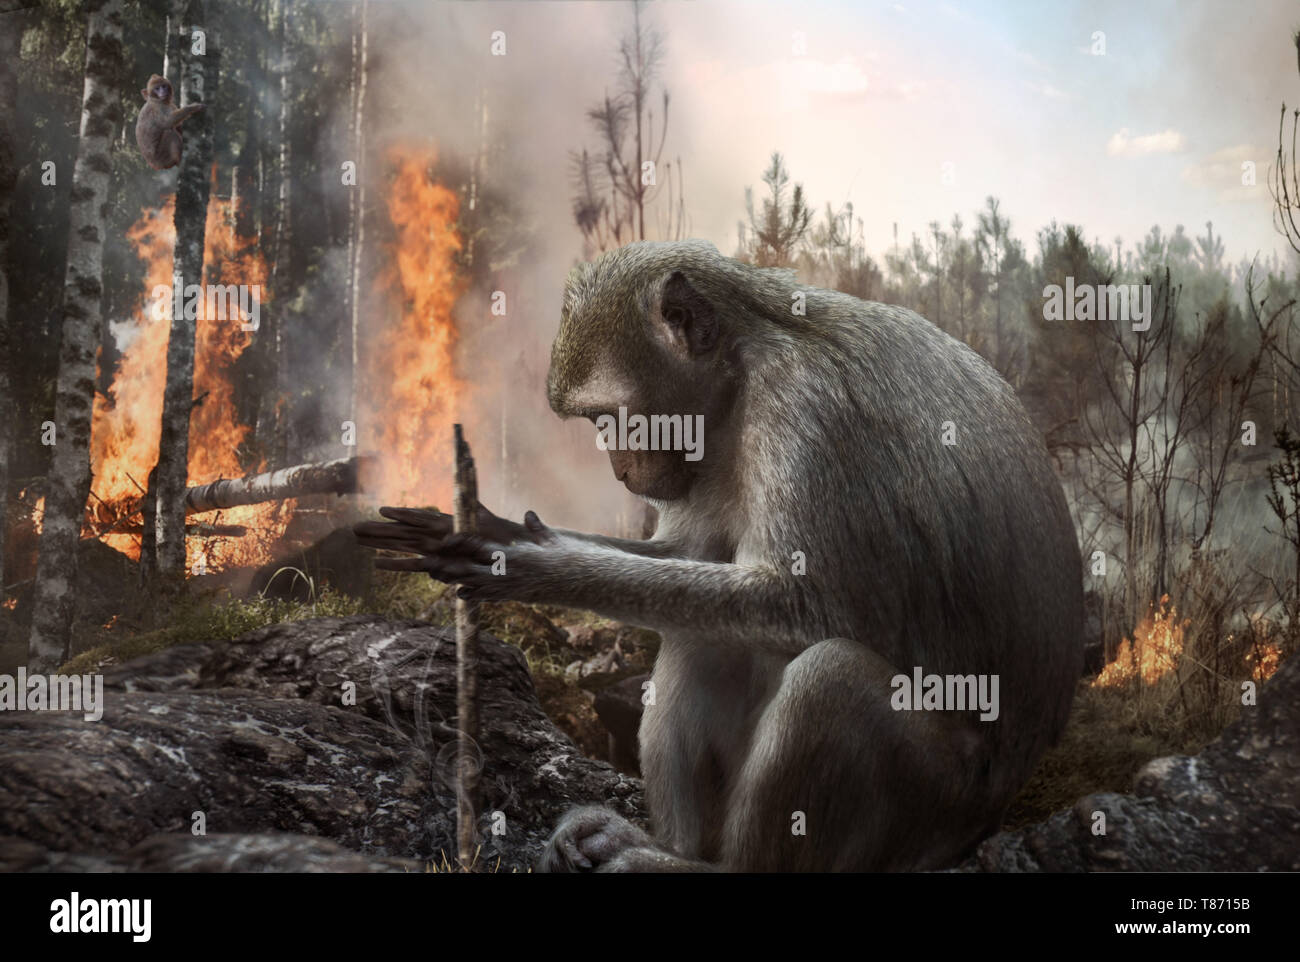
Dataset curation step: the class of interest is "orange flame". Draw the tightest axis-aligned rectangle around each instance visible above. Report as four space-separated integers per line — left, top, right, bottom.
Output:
1093 595 1186 687
1245 643 1282 683
89 147 469 575
359 144 468 505
1093 595 1285 688
89 171 286 571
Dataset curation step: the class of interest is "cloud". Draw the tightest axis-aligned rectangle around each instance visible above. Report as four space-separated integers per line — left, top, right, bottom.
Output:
1026 80 1071 101
893 79 927 101
1182 144 1266 203
788 58 871 97
1106 128 1187 157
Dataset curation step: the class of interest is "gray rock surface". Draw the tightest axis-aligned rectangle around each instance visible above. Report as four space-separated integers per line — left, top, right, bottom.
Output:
2 613 1295 872
963 651 1300 871
0 615 644 872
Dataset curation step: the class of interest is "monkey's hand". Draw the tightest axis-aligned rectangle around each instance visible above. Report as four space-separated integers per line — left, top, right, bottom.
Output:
355 506 572 602
353 504 545 556
406 513 572 603
172 103 205 126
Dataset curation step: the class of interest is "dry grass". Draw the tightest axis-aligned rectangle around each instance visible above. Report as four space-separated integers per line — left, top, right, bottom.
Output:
1006 555 1296 828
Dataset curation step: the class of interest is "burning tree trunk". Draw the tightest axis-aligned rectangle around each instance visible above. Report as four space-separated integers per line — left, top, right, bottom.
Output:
183 457 364 513
27 0 126 670
269 0 296 466
155 8 216 577
140 464 158 580
0 16 20 586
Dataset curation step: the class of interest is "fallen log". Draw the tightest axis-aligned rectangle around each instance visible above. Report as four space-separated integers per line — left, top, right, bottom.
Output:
183 457 368 514
83 458 369 542
89 522 248 538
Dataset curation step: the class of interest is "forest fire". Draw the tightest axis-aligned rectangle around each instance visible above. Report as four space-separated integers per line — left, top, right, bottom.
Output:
1093 595 1284 688
359 143 468 507
81 148 467 577
88 172 284 572
1245 642 1282 682
1093 595 1186 688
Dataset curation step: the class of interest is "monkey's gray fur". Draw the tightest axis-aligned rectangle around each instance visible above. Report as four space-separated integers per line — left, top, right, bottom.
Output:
354 239 1084 872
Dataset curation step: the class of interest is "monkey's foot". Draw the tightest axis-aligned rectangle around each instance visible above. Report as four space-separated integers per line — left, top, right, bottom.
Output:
537 806 653 872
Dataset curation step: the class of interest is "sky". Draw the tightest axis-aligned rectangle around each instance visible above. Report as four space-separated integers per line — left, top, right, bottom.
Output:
372 0 1300 529
431 0 1300 270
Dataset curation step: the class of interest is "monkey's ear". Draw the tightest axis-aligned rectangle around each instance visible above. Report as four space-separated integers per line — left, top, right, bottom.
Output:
658 270 718 356
141 86 151 100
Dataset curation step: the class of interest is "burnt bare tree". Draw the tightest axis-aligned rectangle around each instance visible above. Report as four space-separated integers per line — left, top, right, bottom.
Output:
569 0 684 257
0 12 21 586
154 4 216 578
1270 30 1300 254
1266 427 1300 636
345 0 368 422
1080 270 1176 631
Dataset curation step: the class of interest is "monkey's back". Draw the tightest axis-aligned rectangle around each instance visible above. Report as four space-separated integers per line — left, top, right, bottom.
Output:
135 104 164 166
741 290 1084 795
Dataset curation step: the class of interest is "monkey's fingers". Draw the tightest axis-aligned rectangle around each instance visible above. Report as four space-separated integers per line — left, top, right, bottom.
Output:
557 835 593 870
522 510 557 544
378 506 451 530
434 534 498 565
374 556 489 582
423 555 491 585
352 522 439 552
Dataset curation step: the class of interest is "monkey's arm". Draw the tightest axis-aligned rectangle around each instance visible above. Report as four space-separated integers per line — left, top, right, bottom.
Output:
369 520 817 650
552 530 679 558
521 546 811 646
354 506 679 559
171 103 204 127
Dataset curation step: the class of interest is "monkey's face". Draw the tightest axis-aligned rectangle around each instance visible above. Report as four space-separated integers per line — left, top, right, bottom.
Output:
143 76 172 103
606 445 697 501
549 247 737 502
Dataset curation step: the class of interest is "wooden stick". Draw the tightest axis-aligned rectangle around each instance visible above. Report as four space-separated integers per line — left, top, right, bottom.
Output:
453 424 481 871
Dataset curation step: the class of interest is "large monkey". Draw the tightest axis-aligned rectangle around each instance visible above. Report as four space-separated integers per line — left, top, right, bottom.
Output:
354 239 1084 872
135 74 203 171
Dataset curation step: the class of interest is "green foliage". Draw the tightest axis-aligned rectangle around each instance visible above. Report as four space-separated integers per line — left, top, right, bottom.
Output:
739 152 813 268
60 586 364 674
58 569 452 676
